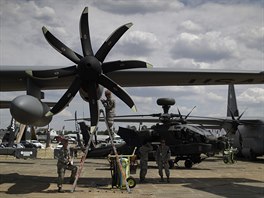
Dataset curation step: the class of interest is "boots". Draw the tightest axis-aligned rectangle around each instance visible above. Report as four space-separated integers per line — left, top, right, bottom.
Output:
58 186 62 192
159 176 164 182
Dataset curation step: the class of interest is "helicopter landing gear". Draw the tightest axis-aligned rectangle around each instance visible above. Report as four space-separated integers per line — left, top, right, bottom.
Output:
168 159 174 169
184 159 193 169
174 155 202 168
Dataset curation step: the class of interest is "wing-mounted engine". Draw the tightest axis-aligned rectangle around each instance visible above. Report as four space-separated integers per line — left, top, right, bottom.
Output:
30 7 152 132
10 95 52 127
79 85 104 102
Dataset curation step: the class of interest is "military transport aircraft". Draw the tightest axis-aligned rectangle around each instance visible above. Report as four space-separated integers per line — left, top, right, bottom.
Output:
225 85 264 160
0 7 263 132
197 84 264 160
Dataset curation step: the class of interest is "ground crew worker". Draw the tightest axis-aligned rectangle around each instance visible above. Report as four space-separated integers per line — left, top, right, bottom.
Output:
100 90 115 131
139 141 153 182
156 139 171 183
57 138 77 192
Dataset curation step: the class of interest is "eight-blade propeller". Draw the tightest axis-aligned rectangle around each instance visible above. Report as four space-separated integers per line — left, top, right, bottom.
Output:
39 7 151 132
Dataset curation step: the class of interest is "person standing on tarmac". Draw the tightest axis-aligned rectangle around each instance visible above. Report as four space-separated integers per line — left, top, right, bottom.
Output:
139 141 153 183
57 138 77 192
156 139 171 183
100 90 116 132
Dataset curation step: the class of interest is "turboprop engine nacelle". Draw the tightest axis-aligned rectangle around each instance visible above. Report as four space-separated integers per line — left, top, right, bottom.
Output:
10 95 52 127
79 85 104 102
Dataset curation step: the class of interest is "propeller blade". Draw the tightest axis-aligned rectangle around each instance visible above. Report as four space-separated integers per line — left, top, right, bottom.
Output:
87 83 99 129
80 7 93 56
98 74 136 112
45 77 81 117
102 60 152 73
42 26 82 64
95 23 133 62
26 66 77 79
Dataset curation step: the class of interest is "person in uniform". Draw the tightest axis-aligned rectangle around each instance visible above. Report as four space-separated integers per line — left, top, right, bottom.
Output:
57 138 77 192
139 141 153 182
100 90 115 131
156 139 171 183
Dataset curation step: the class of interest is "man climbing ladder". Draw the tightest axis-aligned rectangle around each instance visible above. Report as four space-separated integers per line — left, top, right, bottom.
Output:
71 109 131 193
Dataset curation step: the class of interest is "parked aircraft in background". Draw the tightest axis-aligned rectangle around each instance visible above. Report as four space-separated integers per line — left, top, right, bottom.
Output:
222 85 264 160
180 84 264 160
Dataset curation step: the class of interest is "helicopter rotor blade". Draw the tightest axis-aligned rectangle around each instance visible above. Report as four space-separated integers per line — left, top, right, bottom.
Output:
185 106 196 120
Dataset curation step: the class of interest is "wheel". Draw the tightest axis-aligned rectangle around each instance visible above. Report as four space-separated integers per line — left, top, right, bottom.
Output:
223 156 229 164
169 159 174 169
127 176 136 188
184 159 193 169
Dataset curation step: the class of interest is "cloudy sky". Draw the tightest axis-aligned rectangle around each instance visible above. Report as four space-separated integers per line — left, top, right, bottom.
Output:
0 0 263 131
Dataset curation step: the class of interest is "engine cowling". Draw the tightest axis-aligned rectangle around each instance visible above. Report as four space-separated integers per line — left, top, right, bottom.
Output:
10 95 52 127
79 85 104 102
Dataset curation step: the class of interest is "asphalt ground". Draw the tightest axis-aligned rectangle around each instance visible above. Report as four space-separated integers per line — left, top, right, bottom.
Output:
0 151 263 198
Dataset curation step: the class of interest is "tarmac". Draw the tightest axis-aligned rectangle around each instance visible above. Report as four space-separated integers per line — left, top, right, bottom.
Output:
0 150 263 198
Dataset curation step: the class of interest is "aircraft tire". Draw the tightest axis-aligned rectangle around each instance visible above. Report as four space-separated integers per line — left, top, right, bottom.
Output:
184 159 193 169
223 157 229 164
169 159 174 169
127 176 136 188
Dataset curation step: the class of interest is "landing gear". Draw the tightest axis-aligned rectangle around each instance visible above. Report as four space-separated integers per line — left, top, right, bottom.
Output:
184 159 193 169
174 155 202 169
168 159 174 169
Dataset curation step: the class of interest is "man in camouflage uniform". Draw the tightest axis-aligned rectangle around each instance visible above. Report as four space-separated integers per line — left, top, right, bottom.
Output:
156 139 171 183
57 138 77 192
101 90 115 131
139 141 153 182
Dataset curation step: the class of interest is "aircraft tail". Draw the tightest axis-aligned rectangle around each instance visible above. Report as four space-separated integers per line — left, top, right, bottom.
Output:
227 84 239 117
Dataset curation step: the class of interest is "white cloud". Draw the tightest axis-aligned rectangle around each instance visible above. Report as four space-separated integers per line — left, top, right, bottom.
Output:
180 20 203 33
117 30 160 56
238 27 264 51
238 88 264 103
170 32 238 62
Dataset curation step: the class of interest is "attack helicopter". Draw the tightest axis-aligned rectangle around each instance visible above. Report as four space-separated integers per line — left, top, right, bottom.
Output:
115 98 229 168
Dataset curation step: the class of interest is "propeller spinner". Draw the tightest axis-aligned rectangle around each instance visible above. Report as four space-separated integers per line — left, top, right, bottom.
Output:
42 7 151 132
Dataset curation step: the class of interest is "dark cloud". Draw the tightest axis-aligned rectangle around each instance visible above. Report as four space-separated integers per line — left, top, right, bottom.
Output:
90 0 184 15
179 0 263 7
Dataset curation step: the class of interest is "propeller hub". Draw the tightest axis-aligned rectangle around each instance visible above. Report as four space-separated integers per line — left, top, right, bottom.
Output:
78 56 102 80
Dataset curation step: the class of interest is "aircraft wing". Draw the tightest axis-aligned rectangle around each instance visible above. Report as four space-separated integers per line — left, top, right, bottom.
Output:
0 101 11 108
0 66 263 91
70 115 263 129
0 100 57 109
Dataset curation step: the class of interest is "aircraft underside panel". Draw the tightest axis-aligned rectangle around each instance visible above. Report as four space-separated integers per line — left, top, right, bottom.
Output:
170 143 212 155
